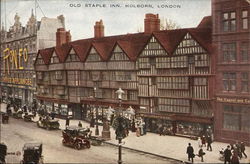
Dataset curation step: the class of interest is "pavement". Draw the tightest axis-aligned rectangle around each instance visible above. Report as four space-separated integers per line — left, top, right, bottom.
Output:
1 102 250 164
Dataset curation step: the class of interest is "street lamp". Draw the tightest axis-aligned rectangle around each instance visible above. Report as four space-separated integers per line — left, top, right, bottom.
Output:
94 87 99 136
115 88 125 164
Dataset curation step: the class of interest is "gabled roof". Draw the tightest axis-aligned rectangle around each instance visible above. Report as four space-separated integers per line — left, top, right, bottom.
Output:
188 28 212 53
54 43 71 62
153 29 187 54
70 40 92 62
37 16 212 64
117 33 151 61
37 47 54 65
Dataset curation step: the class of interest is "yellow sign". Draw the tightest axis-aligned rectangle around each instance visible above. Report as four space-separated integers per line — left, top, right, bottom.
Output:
1 77 32 86
3 48 28 74
216 97 250 104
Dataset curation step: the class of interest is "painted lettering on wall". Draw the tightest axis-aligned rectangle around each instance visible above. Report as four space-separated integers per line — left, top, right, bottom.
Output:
1 77 32 86
216 97 250 104
3 48 28 74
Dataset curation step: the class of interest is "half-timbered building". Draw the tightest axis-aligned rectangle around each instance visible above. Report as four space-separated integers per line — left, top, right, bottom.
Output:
35 14 214 137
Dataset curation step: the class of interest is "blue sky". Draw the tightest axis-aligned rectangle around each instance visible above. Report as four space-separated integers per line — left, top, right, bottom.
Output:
1 0 211 40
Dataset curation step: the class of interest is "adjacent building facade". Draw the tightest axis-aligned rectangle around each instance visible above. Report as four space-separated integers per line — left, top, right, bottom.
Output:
0 11 65 107
34 14 214 137
212 0 250 144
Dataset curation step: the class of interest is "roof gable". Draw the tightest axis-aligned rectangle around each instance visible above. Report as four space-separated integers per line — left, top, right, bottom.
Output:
139 36 167 57
85 47 101 62
36 47 54 65
54 43 72 62
109 44 129 61
65 48 80 62
71 40 92 62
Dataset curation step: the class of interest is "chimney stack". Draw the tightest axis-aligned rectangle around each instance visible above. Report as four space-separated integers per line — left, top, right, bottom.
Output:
144 13 160 34
56 28 71 47
94 20 104 38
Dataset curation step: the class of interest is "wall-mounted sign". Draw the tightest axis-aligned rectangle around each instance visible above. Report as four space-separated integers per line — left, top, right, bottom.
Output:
216 97 250 104
3 48 28 74
1 77 32 86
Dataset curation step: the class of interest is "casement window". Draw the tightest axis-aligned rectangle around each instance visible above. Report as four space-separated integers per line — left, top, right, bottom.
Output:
55 71 63 80
37 72 43 80
242 10 248 30
241 42 248 62
241 73 249 92
222 11 236 32
223 73 236 91
222 43 236 62
223 105 250 132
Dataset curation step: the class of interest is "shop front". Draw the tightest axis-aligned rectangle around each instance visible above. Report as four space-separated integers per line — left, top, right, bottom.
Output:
140 112 213 138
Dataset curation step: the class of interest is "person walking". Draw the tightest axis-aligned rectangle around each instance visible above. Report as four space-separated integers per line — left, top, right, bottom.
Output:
236 142 242 159
65 117 70 128
187 143 194 163
207 135 212 151
198 137 202 148
201 135 206 147
240 142 247 158
224 145 232 164
231 151 240 164
78 121 82 127
198 148 205 162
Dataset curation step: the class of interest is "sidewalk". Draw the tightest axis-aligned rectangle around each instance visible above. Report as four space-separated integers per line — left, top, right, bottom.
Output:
1 103 249 163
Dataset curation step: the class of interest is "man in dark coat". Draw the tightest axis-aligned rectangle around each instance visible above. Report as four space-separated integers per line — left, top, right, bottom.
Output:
65 117 70 128
240 142 247 158
186 143 194 163
224 145 232 164
207 135 212 151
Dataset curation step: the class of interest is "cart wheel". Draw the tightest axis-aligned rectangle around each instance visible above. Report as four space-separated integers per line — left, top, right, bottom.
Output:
74 143 82 150
86 143 91 149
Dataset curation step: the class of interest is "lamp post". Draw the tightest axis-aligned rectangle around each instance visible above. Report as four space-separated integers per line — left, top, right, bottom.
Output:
94 87 99 136
115 88 125 164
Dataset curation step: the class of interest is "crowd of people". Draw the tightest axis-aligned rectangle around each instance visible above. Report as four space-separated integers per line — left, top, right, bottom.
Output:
222 142 247 164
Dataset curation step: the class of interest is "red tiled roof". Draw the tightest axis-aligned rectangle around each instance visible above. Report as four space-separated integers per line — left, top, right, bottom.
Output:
54 43 71 62
197 16 212 29
37 47 54 65
37 21 212 64
70 40 92 62
153 29 187 54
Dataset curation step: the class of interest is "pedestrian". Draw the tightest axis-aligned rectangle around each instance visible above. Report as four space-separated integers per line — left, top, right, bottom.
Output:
207 135 212 151
231 151 240 164
65 117 70 127
240 142 247 158
198 137 202 148
159 125 164 136
198 148 205 162
186 143 195 163
236 141 242 159
201 135 206 147
224 145 232 164
78 121 82 127
131 119 136 132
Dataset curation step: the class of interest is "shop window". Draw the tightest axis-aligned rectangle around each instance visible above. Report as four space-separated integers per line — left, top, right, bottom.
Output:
242 10 248 30
222 11 236 32
241 73 249 92
223 73 236 91
223 105 250 132
222 43 236 62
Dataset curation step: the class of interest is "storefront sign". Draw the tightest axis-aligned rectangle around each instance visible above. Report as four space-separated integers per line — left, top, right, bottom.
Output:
1 77 32 86
3 48 28 74
216 97 250 104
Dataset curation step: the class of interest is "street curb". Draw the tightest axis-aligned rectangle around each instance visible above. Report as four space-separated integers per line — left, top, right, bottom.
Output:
102 140 186 164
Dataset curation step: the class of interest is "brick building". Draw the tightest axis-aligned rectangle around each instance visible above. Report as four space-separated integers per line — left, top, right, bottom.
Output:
35 14 214 137
0 11 65 107
212 0 250 144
